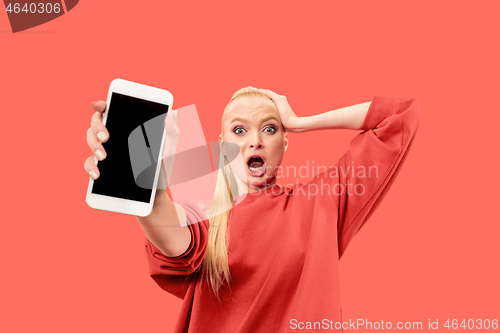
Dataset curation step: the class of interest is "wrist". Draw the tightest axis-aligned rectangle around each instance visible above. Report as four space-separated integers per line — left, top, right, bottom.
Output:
153 190 168 209
287 116 308 133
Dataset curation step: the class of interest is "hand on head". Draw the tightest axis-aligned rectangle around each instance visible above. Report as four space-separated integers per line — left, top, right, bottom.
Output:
246 86 301 133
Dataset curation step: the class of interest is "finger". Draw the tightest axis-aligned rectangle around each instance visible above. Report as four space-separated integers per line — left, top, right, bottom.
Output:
91 100 106 113
161 110 180 178
249 87 282 101
248 87 275 95
90 111 110 143
87 127 107 161
84 155 100 180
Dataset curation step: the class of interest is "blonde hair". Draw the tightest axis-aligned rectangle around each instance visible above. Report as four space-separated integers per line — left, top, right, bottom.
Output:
199 87 274 301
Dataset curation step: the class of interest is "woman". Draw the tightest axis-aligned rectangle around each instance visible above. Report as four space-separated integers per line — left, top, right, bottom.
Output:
84 86 420 332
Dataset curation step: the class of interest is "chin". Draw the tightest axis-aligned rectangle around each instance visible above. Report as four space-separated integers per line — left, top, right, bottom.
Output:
246 178 265 189
246 173 275 189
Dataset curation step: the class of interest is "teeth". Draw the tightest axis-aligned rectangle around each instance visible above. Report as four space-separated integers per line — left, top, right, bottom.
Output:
249 165 263 171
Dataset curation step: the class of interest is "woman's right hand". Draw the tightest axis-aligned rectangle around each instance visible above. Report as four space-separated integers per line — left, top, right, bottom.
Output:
84 101 109 180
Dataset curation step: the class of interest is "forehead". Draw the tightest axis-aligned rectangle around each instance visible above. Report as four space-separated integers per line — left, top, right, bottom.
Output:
224 98 280 123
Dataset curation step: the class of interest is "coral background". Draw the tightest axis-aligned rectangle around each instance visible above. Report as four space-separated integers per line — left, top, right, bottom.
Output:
1 1 498 332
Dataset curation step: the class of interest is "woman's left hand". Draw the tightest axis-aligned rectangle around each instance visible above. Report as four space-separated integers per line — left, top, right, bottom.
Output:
247 87 304 133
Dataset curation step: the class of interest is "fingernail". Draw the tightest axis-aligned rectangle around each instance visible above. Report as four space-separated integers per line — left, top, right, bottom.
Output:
89 170 98 180
95 149 106 161
91 101 96 107
98 131 108 142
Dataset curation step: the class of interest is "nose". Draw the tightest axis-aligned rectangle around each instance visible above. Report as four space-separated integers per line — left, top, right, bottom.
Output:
249 132 263 149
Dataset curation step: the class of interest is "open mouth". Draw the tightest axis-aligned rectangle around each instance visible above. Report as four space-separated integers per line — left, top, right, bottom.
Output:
246 155 266 177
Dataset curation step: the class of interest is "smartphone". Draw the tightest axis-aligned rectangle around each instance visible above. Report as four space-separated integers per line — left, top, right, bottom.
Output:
86 78 173 216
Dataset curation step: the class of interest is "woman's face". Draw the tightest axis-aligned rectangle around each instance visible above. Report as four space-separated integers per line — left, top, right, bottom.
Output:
219 96 288 192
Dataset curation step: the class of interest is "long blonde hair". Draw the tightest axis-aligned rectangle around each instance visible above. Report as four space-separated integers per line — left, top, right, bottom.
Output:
199 87 274 301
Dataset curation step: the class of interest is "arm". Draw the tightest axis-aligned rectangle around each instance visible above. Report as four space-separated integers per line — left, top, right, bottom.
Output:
136 190 192 257
140 108 210 298
136 107 193 258
244 86 370 132
291 101 372 132
86 101 204 299
86 101 191 258
316 95 421 258
144 198 209 299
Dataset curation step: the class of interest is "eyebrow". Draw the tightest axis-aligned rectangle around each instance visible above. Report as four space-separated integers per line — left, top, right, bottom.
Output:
229 115 281 125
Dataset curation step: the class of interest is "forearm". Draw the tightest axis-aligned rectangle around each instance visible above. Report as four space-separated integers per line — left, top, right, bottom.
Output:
295 101 372 132
136 191 192 257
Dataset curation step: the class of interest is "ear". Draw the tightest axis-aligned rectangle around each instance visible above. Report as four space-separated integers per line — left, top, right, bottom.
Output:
218 134 227 156
284 132 289 152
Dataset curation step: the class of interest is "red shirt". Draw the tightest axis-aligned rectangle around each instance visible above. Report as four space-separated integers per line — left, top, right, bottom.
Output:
144 95 420 332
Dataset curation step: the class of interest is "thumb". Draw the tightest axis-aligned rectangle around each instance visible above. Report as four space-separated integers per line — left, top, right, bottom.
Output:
164 109 179 136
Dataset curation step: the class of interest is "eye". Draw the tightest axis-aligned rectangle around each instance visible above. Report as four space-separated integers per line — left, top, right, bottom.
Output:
233 127 245 135
264 126 276 134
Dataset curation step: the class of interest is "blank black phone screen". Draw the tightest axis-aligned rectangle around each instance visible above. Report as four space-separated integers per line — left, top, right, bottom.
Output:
91 92 168 203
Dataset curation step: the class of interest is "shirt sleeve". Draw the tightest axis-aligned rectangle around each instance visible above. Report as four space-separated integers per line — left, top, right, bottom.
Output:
316 95 420 258
144 200 209 300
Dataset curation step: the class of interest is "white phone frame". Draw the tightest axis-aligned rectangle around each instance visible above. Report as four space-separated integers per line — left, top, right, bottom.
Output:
86 78 173 217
